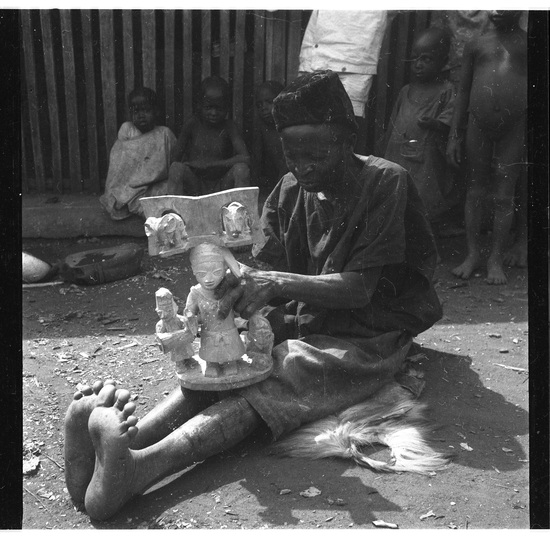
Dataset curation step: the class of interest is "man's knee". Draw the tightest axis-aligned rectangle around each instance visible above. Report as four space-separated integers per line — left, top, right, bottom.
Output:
231 163 251 187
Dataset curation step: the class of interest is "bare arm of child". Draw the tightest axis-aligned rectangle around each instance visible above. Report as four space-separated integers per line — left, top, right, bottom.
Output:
172 118 196 163
447 40 475 168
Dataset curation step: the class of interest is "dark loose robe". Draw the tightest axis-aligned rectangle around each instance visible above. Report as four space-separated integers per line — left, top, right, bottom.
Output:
239 155 442 440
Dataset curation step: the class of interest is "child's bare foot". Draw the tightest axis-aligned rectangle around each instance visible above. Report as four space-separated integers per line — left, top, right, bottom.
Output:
64 380 131 505
503 242 527 268
84 400 139 520
452 254 481 280
486 257 508 285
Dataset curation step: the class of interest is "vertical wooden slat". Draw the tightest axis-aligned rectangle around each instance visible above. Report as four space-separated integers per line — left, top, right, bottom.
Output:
164 10 175 129
142 10 156 90
272 11 287 83
182 10 193 120
253 10 265 87
219 10 230 81
201 11 211 80
264 11 274 80
60 10 82 193
286 10 302 84
21 123 29 193
99 11 118 154
393 12 411 99
232 10 245 131
40 10 63 191
81 10 100 192
122 11 134 97
21 10 45 191
253 10 266 138
413 10 430 37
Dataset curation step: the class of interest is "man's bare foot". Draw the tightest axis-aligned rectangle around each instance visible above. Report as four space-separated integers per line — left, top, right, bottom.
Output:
486 257 508 285
451 255 481 280
84 400 139 520
64 380 132 505
503 242 527 268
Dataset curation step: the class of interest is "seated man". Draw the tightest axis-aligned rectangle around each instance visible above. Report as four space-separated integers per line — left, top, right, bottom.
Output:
99 87 179 220
169 76 251 196
64 70 442 521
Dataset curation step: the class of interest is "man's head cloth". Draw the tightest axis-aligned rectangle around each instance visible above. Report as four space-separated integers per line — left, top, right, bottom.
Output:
272 70 357 134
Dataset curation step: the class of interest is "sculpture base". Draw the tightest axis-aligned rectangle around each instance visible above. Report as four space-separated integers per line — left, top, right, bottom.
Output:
176 352 273 391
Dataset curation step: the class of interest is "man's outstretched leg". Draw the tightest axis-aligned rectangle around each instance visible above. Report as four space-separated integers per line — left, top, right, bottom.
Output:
64 380 120 505
84 394 261 521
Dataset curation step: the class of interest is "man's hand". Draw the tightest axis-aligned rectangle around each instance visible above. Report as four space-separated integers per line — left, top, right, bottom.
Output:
215 265 279 320
417 116 439 130
446 136 464 168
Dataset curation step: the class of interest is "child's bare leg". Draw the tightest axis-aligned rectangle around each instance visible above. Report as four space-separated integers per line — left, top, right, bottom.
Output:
504 165 528 267
170 162 202 196
220 163 251 190
452 120 492 279
166 162 185 195
486 124 526 284
84 395 261 521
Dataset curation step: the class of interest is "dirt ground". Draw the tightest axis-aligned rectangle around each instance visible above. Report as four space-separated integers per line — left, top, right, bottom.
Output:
21 232 530 530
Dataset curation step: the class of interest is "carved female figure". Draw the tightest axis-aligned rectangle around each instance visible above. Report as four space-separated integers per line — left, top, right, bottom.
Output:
186 243 245 377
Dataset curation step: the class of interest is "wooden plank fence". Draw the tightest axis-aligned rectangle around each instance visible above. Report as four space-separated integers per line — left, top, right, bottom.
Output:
21 9 430 194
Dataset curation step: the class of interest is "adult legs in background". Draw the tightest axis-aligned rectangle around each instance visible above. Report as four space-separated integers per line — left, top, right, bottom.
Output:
485 116 526 284
452 117 493 280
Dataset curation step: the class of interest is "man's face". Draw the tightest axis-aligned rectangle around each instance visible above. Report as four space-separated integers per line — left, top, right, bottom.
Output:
280 124 350 192
130 96 156 133
200 88 228 126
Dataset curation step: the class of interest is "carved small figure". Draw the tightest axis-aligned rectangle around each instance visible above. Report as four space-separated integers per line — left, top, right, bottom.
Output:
186 243 245 378
222 201 251 241
155 287 198 375
244 312 275 368
145 213 188 256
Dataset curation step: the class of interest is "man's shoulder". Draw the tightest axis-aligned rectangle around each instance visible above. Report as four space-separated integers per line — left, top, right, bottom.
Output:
358 156 410 198
360 155 408 180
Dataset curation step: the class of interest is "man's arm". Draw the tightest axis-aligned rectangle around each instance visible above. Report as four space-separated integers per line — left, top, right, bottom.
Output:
217 264 383 319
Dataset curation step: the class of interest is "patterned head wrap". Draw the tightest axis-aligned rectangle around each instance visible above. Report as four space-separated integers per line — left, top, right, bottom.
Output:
272 70 357 133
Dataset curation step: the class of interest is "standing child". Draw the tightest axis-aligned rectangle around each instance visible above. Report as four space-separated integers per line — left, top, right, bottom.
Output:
100 88 178 220
384 27 458 229
447 10 527 284
252 81 288 198
169 76 251 196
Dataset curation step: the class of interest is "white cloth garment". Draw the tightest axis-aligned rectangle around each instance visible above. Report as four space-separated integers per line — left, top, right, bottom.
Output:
299 11 388 116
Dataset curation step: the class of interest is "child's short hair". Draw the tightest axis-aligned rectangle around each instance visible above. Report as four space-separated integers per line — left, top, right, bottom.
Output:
127 87 158 109
201 76 230 101
256 80 284 99
415 27 451 59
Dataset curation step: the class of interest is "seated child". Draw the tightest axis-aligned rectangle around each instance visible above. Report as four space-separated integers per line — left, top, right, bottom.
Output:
169 76 251 196
384 27 459 230
100 87 178 220
447 11 527 284
252 81 288 197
